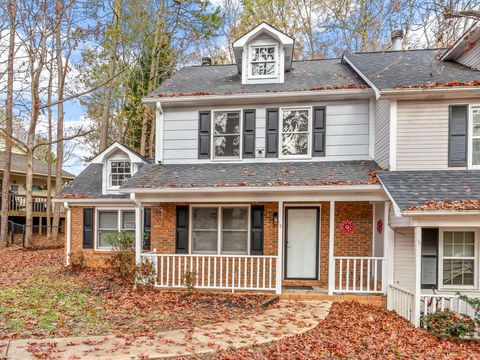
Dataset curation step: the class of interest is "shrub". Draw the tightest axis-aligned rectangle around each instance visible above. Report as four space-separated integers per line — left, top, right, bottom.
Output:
69 251 85 272
422 310 475 338
136 258 157 289
457 292 480 325
104 232 136 283
184 271 197 293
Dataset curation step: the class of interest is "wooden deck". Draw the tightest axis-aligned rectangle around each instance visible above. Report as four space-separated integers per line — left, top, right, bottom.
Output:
4 194 64 217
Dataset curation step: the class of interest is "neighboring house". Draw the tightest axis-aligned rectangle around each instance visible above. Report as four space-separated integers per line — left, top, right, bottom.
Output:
58 22 480 327
0 131 75 242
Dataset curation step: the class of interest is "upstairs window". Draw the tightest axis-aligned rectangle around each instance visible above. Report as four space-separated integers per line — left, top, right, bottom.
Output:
109 160 131 188
472 107 480 166
280 107 311 158
213 111 241 159
250 45 277 78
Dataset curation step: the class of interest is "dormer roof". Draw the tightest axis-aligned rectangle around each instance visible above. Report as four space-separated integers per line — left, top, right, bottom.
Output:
441 22 480 63
232 22 295 73
90 141 149 164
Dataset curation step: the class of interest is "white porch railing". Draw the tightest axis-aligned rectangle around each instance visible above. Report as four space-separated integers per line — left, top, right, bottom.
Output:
141 252 278 292
421 293 478 319
388 284 415 322
334 256 384 293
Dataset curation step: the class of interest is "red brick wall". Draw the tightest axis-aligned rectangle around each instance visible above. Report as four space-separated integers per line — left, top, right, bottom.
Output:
68 201 373 289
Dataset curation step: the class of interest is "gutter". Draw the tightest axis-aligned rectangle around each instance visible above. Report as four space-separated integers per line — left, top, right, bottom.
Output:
142 88 374 105
119 184 384 194
53 198 134 204
402 210 480 216
380 87 480 98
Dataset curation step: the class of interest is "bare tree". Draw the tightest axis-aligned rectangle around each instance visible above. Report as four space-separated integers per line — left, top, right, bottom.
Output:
99 0 123 152
0 0 17 247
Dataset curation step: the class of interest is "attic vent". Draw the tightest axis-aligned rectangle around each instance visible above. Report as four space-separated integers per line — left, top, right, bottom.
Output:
201 57 212 66
391 30 404 51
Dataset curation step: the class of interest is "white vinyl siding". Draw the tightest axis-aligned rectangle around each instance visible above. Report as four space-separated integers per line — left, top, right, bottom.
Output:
396 99 480 170
162 100 370 163
394 228 414 290
456 45 480 70
374 99 390 169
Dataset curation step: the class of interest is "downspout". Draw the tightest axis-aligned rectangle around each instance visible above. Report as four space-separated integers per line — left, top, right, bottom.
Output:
63 201 71 266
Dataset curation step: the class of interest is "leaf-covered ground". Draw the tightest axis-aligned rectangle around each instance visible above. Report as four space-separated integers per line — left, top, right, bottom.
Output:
214 301 480 359
0 248 272 340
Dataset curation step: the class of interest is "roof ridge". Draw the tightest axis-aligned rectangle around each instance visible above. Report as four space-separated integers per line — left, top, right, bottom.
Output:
350 48 446 55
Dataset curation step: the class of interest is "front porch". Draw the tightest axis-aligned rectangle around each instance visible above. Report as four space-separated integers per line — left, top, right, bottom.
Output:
133 199 389 296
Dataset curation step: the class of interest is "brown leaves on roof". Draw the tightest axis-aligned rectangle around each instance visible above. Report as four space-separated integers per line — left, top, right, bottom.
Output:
406 200 480 212
56 194 92 199
395 80 480 89
155 84 369 98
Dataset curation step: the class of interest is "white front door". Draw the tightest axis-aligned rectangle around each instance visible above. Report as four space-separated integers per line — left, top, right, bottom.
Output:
285 207 319 279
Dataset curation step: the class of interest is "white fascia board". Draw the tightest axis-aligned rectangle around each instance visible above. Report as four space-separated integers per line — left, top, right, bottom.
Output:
121 184 384 195
342 55 381 99
440 23 480 61
377 177 402 217
232 22 294 48
53 198 134 205
91 142 146 164
142 88 374 106
380 87 480 99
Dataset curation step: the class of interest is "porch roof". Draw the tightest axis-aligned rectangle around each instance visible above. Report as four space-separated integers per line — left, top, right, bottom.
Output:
120 160 380 191
378 170 480 212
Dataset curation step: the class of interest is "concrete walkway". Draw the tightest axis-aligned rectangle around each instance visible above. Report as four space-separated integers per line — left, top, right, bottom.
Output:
2 301 331 359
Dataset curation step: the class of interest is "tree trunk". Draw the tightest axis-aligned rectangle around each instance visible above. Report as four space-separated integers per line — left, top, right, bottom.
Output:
46 63 53 242
98 0 122 151
0 0 17 247
52 0 65 242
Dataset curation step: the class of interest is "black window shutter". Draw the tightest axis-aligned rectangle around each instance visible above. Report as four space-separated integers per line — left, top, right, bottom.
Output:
312 106 326 157
265 108 279 158
250 206 264 255
449 105 468 167
198 111 211 159
143 208 151 251
421 228 439 289
176 206 189 254
83 208 94 249
243 109 256 158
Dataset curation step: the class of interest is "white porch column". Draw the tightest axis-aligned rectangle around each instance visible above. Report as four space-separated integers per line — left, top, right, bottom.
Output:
412 226 422 327
384 201 395 308
135 202 143 264
276 201 283 294
64 202 71 266
328 201 335 295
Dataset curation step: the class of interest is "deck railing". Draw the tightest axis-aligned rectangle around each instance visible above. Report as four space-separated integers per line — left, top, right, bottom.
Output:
334 256 384 293
141 252 278 292
389 284 415 322
3 194 62 215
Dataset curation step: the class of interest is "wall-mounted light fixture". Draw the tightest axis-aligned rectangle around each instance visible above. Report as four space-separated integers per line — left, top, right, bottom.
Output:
272 211 278 226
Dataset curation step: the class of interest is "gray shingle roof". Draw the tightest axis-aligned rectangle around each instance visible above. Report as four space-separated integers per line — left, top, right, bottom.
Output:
148 59 367 97
378 171 480 211
0 151 75 179
121 161 380 189
345 49 480 90
58 164 128 199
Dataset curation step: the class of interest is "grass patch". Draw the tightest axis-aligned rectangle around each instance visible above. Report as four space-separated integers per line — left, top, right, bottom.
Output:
0 276 109 338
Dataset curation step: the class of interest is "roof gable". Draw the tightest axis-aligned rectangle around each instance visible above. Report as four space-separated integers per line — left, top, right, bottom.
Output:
90 141 149 164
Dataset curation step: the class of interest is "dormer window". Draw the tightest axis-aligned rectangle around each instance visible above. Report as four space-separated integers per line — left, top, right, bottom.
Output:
109 160 131 188
250 45 277 77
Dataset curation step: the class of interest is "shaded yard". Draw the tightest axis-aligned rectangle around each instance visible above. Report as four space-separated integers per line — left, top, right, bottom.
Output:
214 301 480 359
0 248 272 340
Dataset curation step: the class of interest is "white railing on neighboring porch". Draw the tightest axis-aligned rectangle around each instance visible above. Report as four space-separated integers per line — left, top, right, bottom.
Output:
388 284 415 322
141 252 278 292
333 256 384 293
421 294 478 319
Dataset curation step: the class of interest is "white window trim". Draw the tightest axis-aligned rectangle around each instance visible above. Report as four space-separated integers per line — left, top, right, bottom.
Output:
107 159 132 190
188 204 251 255
468 104 480 170
438 228 478 290
248 44 279 80
211 109 243 161
94 207 136 251
279 106 313 159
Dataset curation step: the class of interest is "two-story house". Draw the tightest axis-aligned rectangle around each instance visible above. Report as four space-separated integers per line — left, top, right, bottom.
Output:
58 22 480 327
